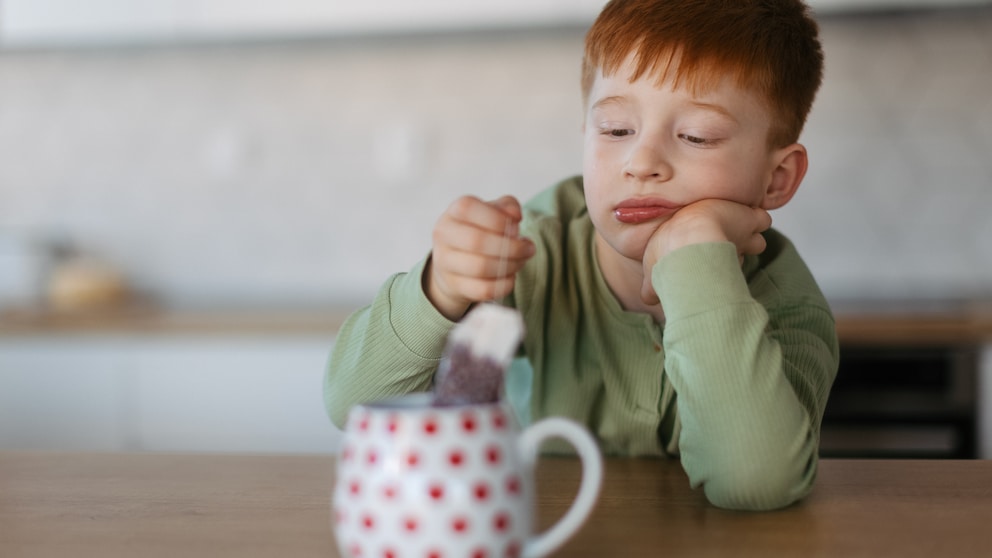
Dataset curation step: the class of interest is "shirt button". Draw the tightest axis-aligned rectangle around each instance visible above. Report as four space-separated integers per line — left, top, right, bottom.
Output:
653 344 662 353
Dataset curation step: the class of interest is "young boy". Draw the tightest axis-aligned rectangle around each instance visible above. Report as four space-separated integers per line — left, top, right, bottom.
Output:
326 0 837 511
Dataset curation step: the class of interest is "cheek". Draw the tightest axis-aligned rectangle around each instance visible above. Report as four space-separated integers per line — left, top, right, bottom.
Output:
691 162 766 205
582 182 606 216
581 137 599 169
581 178 614 235
582 133 620 169
582 145 609 191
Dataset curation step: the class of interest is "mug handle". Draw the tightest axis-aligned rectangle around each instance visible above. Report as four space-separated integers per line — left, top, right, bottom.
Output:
517 417 603 558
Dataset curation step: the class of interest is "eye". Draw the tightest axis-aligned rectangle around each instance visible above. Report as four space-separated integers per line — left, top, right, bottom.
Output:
602 128 634 138
679 133 709 145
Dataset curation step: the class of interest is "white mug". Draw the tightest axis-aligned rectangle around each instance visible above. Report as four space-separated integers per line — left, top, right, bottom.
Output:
332 393 603 558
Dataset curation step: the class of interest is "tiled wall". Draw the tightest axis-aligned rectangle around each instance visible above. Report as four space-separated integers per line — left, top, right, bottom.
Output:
1 8 990 308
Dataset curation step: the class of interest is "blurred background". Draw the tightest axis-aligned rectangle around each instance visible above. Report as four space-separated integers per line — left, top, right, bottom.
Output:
1 0 991 457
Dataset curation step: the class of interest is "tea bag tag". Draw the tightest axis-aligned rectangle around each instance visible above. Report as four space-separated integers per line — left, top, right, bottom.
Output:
433 303 524 406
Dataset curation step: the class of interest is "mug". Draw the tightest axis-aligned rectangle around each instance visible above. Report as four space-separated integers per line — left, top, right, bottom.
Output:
332 393 603 558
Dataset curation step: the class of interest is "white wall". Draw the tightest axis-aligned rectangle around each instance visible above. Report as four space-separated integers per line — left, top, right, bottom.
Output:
1 9 990 308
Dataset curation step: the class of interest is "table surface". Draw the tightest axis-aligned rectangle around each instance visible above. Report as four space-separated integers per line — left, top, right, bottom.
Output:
2 452 991 557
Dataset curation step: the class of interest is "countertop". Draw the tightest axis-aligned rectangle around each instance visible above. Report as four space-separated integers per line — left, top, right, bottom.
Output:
0 304 352 337
3 298 992 346
4 452 992 557
831 297 992 346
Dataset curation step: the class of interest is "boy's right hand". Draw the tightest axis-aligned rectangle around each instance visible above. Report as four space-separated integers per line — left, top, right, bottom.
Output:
425 195 536 321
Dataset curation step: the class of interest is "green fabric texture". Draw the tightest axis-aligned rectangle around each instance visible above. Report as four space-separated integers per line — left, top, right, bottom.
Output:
325 175 838 511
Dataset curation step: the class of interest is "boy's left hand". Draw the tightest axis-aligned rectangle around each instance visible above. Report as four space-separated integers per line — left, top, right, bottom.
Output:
640 199 772 305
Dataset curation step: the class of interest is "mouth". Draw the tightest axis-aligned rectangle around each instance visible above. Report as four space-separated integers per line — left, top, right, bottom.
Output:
613 198 682 224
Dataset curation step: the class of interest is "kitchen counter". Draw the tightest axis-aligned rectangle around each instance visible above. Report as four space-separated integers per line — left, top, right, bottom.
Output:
3 299 992 345
831 298 992 347
0 304 352 336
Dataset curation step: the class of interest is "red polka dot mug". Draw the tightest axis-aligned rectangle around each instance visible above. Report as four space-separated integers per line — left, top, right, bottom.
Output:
332 393 603 558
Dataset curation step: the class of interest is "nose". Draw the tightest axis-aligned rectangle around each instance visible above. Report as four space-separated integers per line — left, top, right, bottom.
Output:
623 138 672 182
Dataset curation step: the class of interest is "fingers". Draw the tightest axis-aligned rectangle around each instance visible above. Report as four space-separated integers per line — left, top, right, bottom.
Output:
429 240 531 318
640 277 660 306
741 229 768 256
434 220 531 259
434 195 533 260
428 195 535 318
754 207 772 232
739 207 771 257
445 195 522 237
432 237 534 288
490 195 523 223
431 271 520 309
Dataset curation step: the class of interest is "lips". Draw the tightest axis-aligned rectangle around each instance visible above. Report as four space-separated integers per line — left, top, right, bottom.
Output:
613 198 681 224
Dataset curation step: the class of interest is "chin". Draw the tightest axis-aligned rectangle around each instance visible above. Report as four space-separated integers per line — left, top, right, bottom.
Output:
592 213 659 262
599 230 652 264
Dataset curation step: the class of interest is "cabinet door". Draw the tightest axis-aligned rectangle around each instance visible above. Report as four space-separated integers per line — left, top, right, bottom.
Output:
0 338 130 451
980 346 992 459
132 336 341 454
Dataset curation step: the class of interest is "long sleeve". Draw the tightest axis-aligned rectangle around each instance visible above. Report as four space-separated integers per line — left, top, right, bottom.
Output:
323 177 839 513
655 240 838 511
324 257 455 428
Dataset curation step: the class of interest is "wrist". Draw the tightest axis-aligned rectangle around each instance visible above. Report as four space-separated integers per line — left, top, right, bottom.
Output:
428 288 470 322
422 259 469 321
651 224 729 263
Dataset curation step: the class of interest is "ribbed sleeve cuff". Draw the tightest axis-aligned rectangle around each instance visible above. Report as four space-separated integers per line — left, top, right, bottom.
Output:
386 255 457 359
653 242 753 321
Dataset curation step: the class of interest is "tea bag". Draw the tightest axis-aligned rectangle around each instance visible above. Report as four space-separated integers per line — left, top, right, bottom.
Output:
433 303 525 406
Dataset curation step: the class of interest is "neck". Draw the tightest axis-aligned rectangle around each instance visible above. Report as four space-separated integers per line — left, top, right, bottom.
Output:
594 234 666 323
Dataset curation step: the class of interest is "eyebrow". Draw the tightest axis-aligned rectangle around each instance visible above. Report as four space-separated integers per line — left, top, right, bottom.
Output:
592 95 737 121
688 100 738 123
590 95 628 111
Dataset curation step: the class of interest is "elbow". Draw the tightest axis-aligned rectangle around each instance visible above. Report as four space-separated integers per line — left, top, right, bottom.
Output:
324 397 349 431
700 453 817 511
323 370 352 431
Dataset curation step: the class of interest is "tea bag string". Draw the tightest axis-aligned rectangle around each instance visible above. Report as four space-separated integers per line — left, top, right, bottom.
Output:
493 220 513 306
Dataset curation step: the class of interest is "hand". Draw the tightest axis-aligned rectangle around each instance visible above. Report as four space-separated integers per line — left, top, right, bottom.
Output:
640 199 772 305
426 195 536 320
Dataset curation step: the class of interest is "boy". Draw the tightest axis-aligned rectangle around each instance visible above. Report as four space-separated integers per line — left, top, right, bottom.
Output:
326 0 837 511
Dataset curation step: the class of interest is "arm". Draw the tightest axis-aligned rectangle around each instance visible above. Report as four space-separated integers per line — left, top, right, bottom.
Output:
655 241 837 511
325 195 535 428
324 257 453 428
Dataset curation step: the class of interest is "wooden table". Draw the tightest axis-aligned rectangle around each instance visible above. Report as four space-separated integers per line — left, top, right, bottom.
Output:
2 453 991 557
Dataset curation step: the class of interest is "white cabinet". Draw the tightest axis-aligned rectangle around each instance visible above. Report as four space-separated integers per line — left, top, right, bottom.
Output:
0 334 342 454
0 339 128 451
132 337 339 453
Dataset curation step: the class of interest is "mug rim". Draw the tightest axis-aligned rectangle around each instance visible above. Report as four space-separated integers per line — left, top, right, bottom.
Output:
358 392 506 411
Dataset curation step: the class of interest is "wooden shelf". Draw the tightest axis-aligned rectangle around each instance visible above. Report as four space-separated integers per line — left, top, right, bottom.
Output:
833 299 992 347
0 303 354 336
4 298 992 345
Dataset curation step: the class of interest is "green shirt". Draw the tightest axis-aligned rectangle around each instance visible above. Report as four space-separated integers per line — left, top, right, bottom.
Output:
325 176 839 511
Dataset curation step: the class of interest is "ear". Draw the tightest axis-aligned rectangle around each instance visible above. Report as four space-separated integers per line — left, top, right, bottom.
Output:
760 143 808 210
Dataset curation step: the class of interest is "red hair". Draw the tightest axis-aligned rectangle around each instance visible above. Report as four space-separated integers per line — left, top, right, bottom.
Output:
582 0 824 147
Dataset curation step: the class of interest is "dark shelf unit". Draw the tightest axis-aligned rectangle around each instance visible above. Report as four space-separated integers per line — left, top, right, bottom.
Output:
820 345 979 459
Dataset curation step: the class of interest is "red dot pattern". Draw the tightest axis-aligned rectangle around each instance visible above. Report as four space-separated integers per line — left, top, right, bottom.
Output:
333 404 528 558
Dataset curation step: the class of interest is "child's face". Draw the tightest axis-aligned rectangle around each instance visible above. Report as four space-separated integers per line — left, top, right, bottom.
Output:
582 55 783 263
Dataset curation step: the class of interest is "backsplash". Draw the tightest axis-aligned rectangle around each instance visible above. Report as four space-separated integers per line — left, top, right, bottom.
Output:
1 8 990 308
